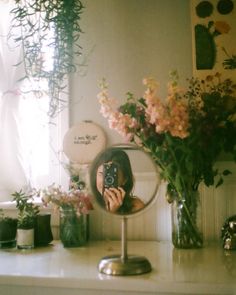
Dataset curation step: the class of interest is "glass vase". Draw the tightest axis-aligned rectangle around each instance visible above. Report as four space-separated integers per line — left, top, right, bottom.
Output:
171 189 203 249
60 208 88 247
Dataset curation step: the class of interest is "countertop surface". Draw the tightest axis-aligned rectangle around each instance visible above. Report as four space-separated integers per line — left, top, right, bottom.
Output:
0 240 235 295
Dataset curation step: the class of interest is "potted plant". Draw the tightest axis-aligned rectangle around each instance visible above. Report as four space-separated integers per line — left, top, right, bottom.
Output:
12 190 40 249
0 209 17 249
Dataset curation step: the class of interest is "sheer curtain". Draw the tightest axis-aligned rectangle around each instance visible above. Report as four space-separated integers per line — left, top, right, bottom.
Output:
0 1 68 202
0 1 28 201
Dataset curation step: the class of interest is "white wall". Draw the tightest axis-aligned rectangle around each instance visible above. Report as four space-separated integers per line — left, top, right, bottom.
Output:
68 0 236 242
70 0 193 142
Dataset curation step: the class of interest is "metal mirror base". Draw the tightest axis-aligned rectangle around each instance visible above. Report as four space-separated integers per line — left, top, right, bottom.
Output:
98 255 152 276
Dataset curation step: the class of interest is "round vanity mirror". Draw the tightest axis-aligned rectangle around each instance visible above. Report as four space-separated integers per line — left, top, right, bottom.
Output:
90 143 159 216
90 143 160 275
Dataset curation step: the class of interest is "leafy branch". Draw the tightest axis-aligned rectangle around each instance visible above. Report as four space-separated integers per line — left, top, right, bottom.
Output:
9 0 84 118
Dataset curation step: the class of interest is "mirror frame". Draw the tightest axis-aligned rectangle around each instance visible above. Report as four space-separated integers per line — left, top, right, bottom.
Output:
89 143 160 217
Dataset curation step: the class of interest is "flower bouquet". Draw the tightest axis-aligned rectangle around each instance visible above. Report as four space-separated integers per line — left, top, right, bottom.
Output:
38 184 93 247
97 71 236 248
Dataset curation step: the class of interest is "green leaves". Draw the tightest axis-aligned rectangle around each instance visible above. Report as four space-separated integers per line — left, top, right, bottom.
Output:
215 177 224 188
222 169 232 176
12 190 39 229
215 169 232 188
10 0 84 118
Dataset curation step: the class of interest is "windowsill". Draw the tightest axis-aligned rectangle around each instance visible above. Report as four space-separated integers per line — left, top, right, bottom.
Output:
0 240 235 295
0 198 43 210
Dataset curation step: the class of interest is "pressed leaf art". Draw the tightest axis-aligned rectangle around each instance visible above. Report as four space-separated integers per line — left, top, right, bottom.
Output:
191 0 236 79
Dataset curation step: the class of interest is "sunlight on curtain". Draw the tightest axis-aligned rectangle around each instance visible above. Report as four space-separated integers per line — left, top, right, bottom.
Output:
19 95 50 184
0 1 68 202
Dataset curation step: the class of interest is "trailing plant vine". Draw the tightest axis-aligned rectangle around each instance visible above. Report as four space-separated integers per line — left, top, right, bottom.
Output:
9 0 84 117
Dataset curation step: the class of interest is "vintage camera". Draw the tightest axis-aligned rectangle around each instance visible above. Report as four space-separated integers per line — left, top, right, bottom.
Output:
103 162 118 189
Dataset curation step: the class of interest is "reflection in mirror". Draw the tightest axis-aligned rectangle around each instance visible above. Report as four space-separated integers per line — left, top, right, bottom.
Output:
90 144 159 216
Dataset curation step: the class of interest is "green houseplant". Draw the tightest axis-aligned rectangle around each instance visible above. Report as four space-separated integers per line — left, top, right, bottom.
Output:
0 209 17 248
12 190 40 249
9 0 84 117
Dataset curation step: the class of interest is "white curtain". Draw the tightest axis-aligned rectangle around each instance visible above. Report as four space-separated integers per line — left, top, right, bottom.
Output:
0 1 66 202
0 1 30 201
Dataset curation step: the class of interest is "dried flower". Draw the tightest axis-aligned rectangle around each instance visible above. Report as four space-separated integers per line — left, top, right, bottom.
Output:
37 184 93 216
214 21 231 34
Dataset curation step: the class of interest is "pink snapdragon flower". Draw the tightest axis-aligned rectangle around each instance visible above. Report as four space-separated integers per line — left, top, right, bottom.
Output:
166 87 189 138
97 87 138 141
143 78 189 138
98 77 191 141
143 78 171 133
97 88 117 118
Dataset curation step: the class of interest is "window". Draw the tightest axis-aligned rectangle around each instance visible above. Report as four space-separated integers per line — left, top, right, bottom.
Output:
0 1 69 203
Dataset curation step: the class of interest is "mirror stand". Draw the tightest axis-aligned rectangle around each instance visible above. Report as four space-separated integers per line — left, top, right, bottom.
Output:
98 216 152 276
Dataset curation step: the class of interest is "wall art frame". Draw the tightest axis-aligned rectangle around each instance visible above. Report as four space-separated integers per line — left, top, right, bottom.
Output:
191 0 236 81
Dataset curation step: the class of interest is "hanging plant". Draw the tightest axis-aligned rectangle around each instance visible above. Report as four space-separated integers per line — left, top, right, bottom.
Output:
9 0 84 117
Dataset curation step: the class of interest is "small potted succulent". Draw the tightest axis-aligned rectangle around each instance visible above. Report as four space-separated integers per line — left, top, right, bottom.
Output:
0 209 17 248
12 190 40 249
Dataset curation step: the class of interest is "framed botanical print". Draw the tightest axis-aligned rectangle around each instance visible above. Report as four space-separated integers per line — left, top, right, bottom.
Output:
191 0 236 80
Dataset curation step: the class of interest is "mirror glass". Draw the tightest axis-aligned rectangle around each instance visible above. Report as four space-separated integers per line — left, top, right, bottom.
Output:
90 143 160 216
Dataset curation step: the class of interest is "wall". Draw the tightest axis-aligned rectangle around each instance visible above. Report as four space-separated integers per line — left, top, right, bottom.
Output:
70 0 193 142
68 0 236 242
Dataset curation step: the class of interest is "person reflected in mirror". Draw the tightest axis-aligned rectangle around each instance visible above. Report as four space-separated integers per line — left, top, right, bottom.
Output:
90 147 145 214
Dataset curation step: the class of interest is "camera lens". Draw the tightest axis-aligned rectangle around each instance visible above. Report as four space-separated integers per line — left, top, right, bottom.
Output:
105 175 114 185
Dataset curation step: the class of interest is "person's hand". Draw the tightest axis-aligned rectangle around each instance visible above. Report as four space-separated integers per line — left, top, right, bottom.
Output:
103 187 125 213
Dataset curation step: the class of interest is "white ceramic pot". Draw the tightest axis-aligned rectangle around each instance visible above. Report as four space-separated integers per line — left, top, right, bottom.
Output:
17 228 34 249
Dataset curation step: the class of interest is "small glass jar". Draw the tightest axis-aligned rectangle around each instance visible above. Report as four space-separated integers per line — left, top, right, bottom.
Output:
60 208 88 247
